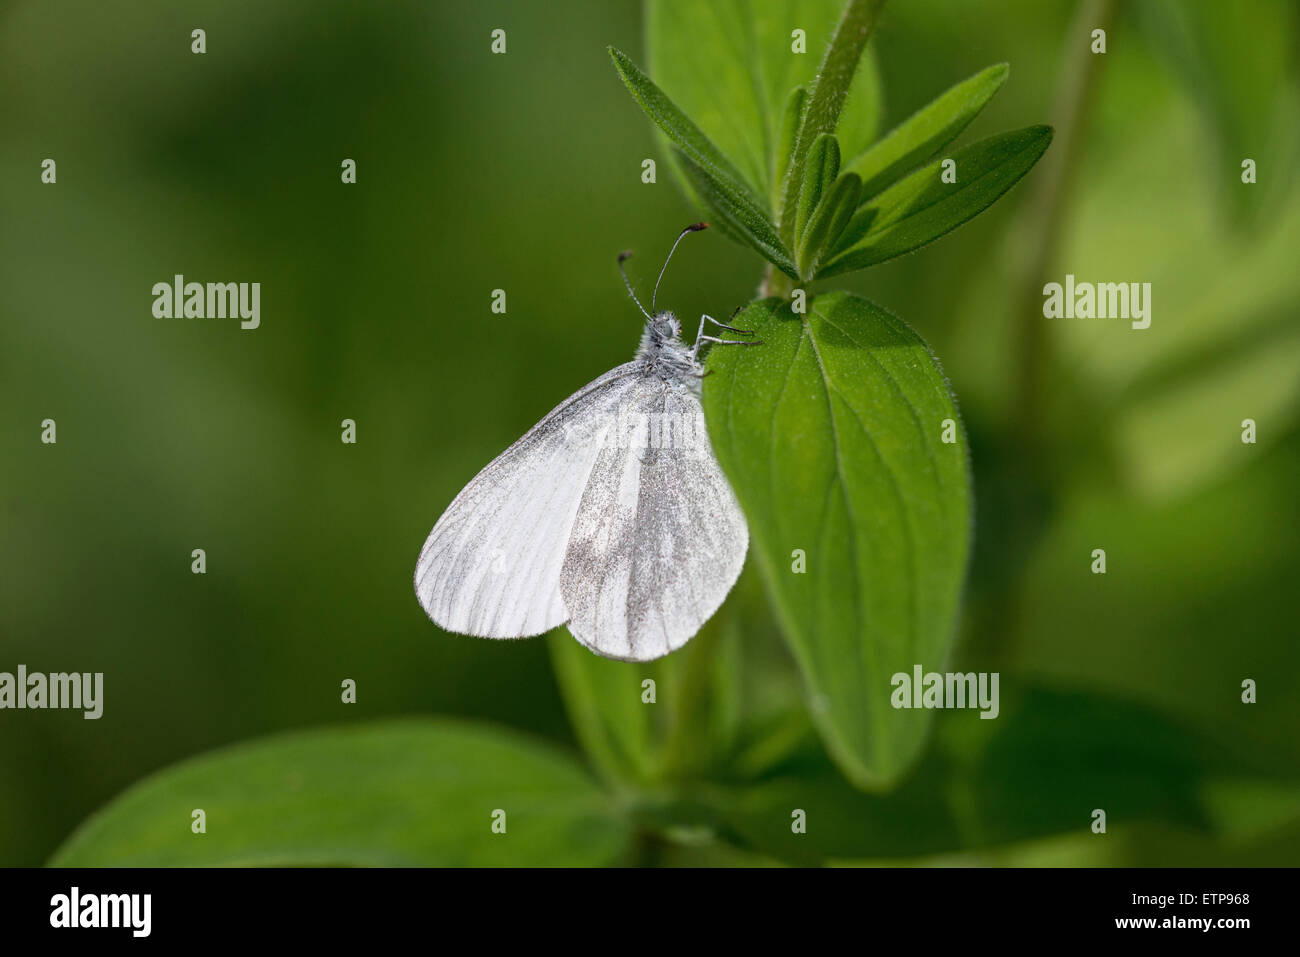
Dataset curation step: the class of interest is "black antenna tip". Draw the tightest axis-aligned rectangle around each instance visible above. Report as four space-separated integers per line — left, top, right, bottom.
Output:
687 222 709 232
618 249 634 263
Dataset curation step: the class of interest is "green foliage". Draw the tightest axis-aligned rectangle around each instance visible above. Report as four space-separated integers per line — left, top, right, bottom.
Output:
609 47 797 276
702 293 971 787
843 63 1010 199
549 635 666 785
29 0 1300 871
621 1 1048 282
774 0 889 247
1136 0 1298 224
796 170 862 278
51 720 631 867
821 125 1054 275
549 616 744 786
794 133 842 245
774 86 810 212
609 0 1045 788
692 685 1289 864
645 0 884 209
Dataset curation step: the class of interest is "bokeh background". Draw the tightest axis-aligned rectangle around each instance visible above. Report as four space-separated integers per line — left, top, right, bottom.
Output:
2 0 1298 866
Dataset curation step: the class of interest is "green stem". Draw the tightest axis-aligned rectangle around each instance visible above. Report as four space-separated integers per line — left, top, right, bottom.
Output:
659 617 723 778
967 0 1115 667
776 0 888 247
1010 0 1116 442
760 263 796 299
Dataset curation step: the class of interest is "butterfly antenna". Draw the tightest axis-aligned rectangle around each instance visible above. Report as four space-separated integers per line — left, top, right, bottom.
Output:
651 222 708 313
618 250 653 320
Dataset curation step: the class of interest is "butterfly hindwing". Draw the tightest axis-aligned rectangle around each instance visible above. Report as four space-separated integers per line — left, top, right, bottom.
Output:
559 378 748 661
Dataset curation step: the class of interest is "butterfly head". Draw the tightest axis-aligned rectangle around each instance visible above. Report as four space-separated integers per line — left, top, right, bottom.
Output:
637 310 687 362
648 311 682 342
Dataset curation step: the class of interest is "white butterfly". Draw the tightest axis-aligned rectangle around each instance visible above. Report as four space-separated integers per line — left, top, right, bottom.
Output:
414 224 757 661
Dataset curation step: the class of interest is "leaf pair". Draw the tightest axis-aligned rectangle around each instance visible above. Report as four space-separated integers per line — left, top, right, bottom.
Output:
820 62 1053 273
54 687 1286 865
792 134 862 278
822 123 1054 276
614 34 1053 281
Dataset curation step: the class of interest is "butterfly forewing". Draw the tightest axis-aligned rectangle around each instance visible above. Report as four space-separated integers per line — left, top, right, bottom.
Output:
414 364 642 638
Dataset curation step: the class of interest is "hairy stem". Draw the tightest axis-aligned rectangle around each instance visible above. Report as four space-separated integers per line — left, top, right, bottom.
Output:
659 616 724 778
775 0 888 247
760 263 797 299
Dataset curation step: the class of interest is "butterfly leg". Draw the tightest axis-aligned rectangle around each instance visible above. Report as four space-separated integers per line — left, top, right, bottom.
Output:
707 312 754 335
691 314 761 363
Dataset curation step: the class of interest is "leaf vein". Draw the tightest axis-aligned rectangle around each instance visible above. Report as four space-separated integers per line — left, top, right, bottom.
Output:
801 316 895 768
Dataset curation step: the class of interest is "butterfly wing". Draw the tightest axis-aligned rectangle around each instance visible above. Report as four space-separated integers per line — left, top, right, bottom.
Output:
415 364 642 638
559 377 748 661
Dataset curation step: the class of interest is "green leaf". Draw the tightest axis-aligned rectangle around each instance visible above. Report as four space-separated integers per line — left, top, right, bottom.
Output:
794 133 841 249
772 85 808 212
549 632 665 785
776 0 888 245
693 686 1282 864
844 63 1010 200
50 719 631 866
702 292 971 788
1136 0 1298 225
675 149 799 277
609 47 796 276
549 611 744 786
646 0 884 206
609 46 759 205
797 171 862 279
1113 324 1300 501
822 125 1053 276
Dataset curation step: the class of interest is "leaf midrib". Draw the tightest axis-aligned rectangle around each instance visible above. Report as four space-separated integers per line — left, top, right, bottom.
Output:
862 131 1045 240
801 311 899 772
816 307 950 531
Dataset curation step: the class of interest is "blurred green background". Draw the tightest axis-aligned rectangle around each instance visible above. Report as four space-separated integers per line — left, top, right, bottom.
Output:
2 0 1299 866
